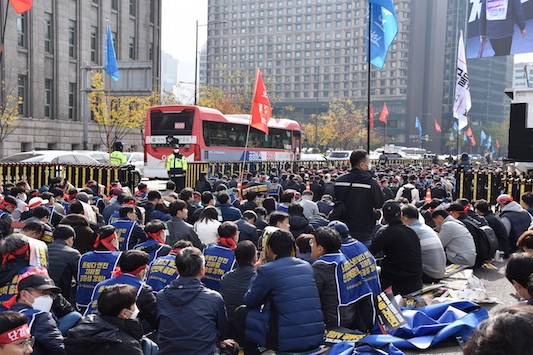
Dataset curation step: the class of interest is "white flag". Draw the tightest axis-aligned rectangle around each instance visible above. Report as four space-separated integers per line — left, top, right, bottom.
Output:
453 31 471 130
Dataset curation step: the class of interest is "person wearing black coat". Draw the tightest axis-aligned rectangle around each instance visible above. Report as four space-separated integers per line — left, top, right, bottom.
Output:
59 213 96 255
47 226 81 305
65 284 144 355
475 200 509 256
236 212 260 246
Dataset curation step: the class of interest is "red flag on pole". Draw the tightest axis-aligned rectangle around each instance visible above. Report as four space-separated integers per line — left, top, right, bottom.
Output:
250 68 272 135
370 105 374 129
379 103 388 124
9 0 32 14
496 139 500 149
466 127 473 137
471 135 476 147
434 119 442 133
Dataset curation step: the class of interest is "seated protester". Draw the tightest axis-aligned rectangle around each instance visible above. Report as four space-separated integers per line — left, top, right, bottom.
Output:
108 196 141 225
475 199 509 257
0 311 34 355
236 229 324 355
76 226 121 309
0 235 33 309
369 200 423 296
41 192 66 227
236 210 259 246
167 200 204 250
311 227 375 332
10 271 66 355
328 221 381 295
65 284 144 355
102 191 124 224
72 193 102 227
149 201 172 222
299 190 320 219
179 188 199 225
277 189 296 213
20 222 49 268
134 182 148 200
401 205 446 283
220 241 257 339
48 225 81 305
296 234 315 264
317 194 334 216
240 190 259 213
202 222 238 291
269 211 291 231
431 209 476 267
19 196 49 222
288 203 314 238
497 193 533 254
457 198 488 226
217 192 242 222
463 304 533 355
157 247 238 355
517 230 533 254
145 240 192 292
419 199 444 229
190 191 217 225
0 196 17 238
133 220 171 263
194 206 222 246
262 196 277 215
253 207 269 232
22 207 55 244
505 252 533 304
141 190 162 224
110 206 147 251
84 250 158 332
60 204 97 255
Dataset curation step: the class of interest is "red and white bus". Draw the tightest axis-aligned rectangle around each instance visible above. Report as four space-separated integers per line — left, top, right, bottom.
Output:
144 105 302 178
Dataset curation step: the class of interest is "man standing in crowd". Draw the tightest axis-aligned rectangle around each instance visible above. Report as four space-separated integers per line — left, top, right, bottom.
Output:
334 149 384 247
109 141 127 165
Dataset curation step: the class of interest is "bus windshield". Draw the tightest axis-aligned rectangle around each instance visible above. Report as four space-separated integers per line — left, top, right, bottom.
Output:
150 109 194 136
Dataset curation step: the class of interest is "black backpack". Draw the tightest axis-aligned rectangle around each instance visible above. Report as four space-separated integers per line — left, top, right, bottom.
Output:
460 216 498 268
401 187 413 202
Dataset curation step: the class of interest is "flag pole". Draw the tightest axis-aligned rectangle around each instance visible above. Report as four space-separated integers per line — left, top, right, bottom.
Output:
366 3 372 152
240 68 259 189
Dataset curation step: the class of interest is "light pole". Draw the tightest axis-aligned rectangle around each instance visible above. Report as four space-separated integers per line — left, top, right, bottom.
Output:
194 20 227 106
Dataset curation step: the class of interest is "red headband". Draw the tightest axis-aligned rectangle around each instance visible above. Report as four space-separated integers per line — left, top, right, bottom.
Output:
218 236 237 250
1 201 17 209
147 231 165 244
93 233 117 251
0 324 31 345
111 264 147 277
124 200 136 206
1 243 29 266
171 247 184 254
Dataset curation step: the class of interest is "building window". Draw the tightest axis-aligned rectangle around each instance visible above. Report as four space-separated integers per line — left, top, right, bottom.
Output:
112 31 118 60
149 0 155 23
17 13 25 47
44 13 53 54
18 75 27 116
129 0 136 16
129 37 136 59
90 26 98 62
68 82 76 120
111 0 118 10
44 79 53 118
68 20 76 58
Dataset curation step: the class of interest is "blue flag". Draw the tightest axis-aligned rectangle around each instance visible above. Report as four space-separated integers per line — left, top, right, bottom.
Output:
368 0 398 69
415 116 422 136
480 130 486 145
453 121 459 132
463 132 468 142
105 23 119 81
486 134 492 149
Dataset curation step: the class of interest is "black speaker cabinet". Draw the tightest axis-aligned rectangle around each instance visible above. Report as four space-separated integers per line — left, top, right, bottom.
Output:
508 103 533 162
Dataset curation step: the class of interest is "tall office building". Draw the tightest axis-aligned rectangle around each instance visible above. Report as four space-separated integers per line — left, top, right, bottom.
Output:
0 0 161 156
162 50 179 94
206 0 513 153
513 62 533 88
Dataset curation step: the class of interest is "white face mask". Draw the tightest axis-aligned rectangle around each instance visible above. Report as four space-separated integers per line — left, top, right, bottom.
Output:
173 149 180 154
31 294 54 312
127 307 140 320
367 162 372 171
20 193 27 202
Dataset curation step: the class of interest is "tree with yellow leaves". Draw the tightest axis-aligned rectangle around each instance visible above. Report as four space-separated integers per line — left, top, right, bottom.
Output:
0 81 22 156
88 72 160 152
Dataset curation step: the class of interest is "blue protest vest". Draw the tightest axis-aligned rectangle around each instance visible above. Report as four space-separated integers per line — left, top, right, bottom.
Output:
18 308 44 330
111 219 135 251
314 253 373 306
61 201 70 214
108 210 120 224
76 251 121 308
145 255 178 292
46 205 55 220
134 239 170 264
0 266 34 309
84 273 143 316
341 240 381 295
202 245 236 291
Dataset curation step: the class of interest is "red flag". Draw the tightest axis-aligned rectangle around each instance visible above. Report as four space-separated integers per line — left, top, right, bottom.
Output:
370 105 374 129
9 0 32 14
471 135 476 147
379 103 388 124
496 139 500 149
250 68 272 135
466 127 473 137
434 119 442 133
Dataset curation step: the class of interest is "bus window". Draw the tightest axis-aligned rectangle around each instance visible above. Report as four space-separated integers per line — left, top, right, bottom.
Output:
150 109 194 136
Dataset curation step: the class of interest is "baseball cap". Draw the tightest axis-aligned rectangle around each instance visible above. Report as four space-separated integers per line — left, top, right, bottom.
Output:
327 221 350 237
76 192 90 203
382 200 401 217
446 203 465 212
18 273 61 294
27 197 48 209
496 194 513 203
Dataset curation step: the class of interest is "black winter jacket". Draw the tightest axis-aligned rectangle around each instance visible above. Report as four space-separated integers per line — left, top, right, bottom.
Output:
220 264 255 321
60 214 96 255
48 240 81 304
334 169 384 237
65 314 143 355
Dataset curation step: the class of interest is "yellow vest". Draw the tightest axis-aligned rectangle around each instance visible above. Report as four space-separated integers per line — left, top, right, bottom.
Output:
166 153 187 172
109 151 127 165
